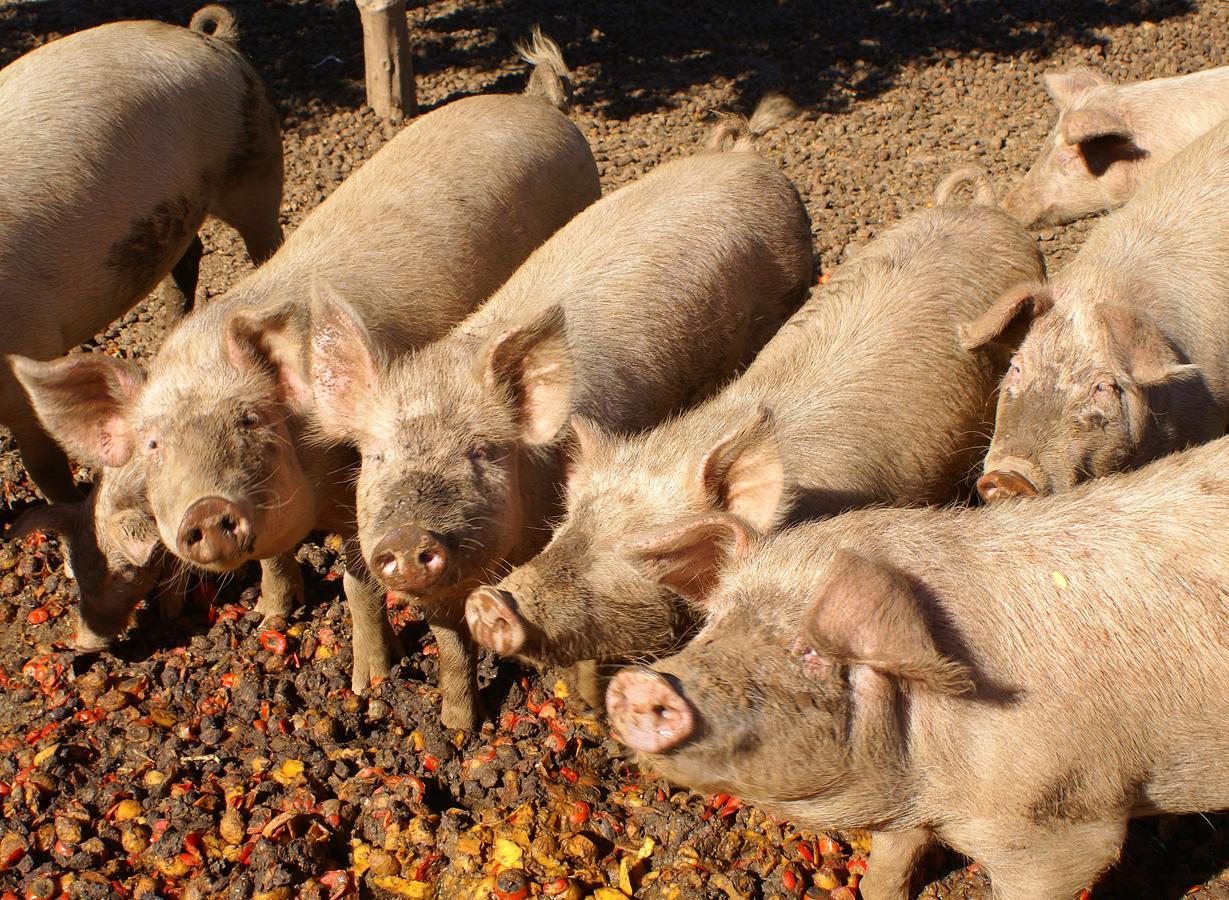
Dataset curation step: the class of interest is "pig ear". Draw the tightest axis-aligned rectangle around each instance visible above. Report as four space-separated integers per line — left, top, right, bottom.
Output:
698 404 785 532
619 511 755 607
9 501 83 544
483 305 573 446
1098 304 1198 386
9 353 142 468
224 302 311 409
108 508 161 568
958 282 1053 351
308 284 380 441
805 550 974 696
1060 106 1134 147
1043 67 1110 108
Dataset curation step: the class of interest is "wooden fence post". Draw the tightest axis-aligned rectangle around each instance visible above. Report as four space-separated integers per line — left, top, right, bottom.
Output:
355 0 417 121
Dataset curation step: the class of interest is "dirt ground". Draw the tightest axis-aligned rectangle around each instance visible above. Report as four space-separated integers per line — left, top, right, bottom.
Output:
1 0 1228 897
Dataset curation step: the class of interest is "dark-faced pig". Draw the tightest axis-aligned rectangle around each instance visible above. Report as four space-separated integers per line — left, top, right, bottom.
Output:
966 114 1229 502
11 44 601 692
311 111 813 728
465 174 1043 687
6 461 165 651
608 436 1229 900
1003 63 1229 227
0 6 283 503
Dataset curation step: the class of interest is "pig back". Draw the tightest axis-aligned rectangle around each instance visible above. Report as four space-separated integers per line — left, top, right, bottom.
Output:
732 202 1043 514
0 21 267 356
461 148 812 434
277 93 601 356
156 92 602 370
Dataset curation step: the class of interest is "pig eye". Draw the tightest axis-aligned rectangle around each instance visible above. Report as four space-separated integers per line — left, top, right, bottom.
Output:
237 412 260 429
1092 380 1119 400
364 451 384 466
467 444 491 464
145 438 159 451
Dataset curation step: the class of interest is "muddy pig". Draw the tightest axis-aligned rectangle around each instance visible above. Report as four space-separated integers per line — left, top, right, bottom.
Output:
11 38 601 684
310 99 812 729
1003 63 1229 227
465 169 1043 689
0 6 283 504
608 435 1229 900
965 113 1229 502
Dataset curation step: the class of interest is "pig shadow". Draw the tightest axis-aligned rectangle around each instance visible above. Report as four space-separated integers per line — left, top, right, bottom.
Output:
412 0 1196 119
919 810 1229 898
0 0 1196 122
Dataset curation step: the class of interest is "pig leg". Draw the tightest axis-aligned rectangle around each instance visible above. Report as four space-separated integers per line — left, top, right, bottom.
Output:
342 544 402 692
428 602 483 731
255 550 305 619
858 828 932 900
957 819 1126 900
160 235 204 318
218 180 283 266
566 659 607 712
11 417 80 503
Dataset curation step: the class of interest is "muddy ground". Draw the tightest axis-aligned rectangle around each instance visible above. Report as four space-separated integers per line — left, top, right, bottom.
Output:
1 0 1228 897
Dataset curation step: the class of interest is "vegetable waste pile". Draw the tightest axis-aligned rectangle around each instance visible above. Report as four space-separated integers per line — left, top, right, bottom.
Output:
2 0 1229 897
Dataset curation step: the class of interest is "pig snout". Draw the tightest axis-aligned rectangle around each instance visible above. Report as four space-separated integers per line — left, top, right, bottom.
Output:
369 526 449 593
72 616 118 653
607 668 696 753
465 587 528 655
977 457 1043 502
176 497 254 565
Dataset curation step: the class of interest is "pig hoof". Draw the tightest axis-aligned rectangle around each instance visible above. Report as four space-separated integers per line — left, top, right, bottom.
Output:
254 591 299 619
440 700 482 732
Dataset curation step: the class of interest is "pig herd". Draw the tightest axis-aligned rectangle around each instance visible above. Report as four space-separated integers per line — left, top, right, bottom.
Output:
1 6 1227 899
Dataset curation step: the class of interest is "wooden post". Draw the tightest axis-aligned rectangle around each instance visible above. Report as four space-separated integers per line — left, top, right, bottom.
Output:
355 0 417 121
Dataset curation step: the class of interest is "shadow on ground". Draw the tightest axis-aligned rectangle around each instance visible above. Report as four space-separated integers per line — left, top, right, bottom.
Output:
0 0 1195 119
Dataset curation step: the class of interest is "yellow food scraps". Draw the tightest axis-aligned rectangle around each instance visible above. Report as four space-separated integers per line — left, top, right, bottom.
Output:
113 799 143 822
492 837 523 868
273 758 305 785
351 840 373 876
373 876 433 898
33 743 59 767
1051 570 1069 590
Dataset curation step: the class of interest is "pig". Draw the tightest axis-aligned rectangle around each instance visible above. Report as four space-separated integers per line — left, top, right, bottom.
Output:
1003 63 1229 227
309 102 813 728
465 173 1044 691
0 6 283 504
11 41 601 685
6 463 167 652
964 113 1229 502
606 435 1229 900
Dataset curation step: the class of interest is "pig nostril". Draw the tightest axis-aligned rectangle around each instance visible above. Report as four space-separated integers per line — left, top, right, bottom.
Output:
418 549 437 568
375 553 399 578
220 516 237 534
186 527 203 546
